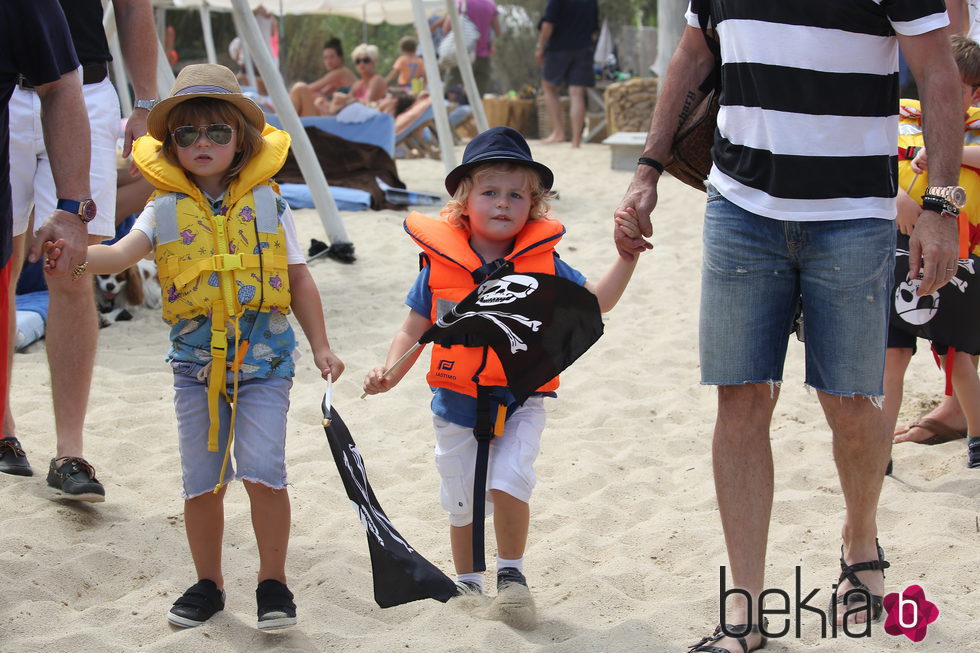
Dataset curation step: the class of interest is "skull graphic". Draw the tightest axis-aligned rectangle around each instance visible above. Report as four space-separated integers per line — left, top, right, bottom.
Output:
475 274 539 307
894 279 940 326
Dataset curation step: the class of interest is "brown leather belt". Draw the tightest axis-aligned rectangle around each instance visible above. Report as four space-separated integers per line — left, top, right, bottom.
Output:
16 62 109 90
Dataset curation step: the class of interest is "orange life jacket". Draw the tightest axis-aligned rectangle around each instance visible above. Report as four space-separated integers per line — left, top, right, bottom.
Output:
404 211 565 397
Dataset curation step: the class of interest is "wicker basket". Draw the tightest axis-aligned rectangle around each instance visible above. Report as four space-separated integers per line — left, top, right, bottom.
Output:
482 97 538 139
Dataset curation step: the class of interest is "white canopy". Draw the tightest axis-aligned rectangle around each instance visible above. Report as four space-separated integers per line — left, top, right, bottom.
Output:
159 0 441 26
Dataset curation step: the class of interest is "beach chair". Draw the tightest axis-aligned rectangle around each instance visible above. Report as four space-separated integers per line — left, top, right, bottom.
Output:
395 104 476 159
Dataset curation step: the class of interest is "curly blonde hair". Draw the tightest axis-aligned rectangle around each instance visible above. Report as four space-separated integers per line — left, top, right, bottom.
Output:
440 162 554 231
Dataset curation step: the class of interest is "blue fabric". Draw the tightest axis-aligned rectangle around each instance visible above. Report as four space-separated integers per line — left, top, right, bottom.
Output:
264 111 395 156
405 253 586 426
279 183 372 211
15 290 49 319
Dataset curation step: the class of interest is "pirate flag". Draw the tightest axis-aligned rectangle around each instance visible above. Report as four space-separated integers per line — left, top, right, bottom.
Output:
419 261 605 403
890 233 980 356
321 393 458 607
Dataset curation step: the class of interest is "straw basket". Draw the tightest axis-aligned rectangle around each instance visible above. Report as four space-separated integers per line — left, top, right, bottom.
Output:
483 97 538 139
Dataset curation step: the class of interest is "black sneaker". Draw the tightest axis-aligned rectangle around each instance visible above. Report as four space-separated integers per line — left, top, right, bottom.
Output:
46 457 105 502
167 579 225 628
256 579 297 631
0 437 33 476
454 579 484 596
496 567 528 591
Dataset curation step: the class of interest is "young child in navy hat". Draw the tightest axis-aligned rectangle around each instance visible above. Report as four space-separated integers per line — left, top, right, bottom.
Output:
363 127 646 625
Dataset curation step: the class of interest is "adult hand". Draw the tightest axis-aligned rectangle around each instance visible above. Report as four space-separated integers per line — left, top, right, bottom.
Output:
907 210 959 295
613 167 658 259
122 109 149 158
535 48 544 66
27 210 88 277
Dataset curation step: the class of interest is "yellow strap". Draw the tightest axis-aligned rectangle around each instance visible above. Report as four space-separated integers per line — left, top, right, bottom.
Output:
493 404 507 437
171 253 291 290
213 318 245 494
206 309 228 453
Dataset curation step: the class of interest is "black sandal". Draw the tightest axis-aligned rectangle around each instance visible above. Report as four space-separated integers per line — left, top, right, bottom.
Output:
687 621 767 653
829 539 890 623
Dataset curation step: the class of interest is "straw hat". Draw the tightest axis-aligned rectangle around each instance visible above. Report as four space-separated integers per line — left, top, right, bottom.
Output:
146 64 265 141
445 126 554 195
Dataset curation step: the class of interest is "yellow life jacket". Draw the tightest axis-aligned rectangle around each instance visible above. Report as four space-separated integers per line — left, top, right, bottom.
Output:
404 210 565 397
898 99 980 257
132 124 292 488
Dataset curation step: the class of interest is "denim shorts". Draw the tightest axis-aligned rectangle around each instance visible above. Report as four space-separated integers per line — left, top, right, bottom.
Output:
699 187 894 397
172 361 292 498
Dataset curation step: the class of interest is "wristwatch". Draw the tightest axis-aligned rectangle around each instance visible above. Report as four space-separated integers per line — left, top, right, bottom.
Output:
133 99 158 111
56 198 97 223
922 186 966 210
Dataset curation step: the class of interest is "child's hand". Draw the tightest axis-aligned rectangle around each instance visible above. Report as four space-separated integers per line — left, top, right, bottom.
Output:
362 365 396 395
314 347 345 382
614 207 651 260
42 239 66 272
911 147 928 174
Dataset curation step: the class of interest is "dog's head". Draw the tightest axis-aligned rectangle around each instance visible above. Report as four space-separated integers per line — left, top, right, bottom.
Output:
94 267 144 311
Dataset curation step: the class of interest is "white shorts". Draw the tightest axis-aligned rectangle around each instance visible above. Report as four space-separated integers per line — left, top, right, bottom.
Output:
9 77 119 238
433 397 545 527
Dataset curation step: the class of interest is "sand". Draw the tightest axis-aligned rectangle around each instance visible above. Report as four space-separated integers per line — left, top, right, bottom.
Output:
1 142 977 652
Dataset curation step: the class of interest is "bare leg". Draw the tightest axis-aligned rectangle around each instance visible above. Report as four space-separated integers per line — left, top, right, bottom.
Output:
710 383 777 652
4 232 28 438
882 348 913 437
820 392 890 625
450 522 474 574
894 355 974 441
245 481 290 584
946 352 980 438
490 490 529 560
44 234 101 459
568 85 586 148
185 486 226 588
540 79 565 143
289 82 318 117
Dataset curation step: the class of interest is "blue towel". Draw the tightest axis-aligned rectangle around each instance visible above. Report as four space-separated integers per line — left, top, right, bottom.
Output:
265 111 396 156
15 290 49 320
279 184 372 211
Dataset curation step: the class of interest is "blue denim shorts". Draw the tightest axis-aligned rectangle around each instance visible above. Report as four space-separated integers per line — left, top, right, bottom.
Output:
172 361 292 498
699 187 894 397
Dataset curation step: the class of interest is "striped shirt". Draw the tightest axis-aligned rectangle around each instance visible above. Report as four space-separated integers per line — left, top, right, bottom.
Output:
686 0 948 221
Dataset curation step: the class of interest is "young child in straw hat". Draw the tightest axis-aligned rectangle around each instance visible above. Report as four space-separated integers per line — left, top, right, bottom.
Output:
47 63 344 631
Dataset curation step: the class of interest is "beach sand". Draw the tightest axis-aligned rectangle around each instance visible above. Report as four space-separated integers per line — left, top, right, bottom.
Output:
1 142 977 652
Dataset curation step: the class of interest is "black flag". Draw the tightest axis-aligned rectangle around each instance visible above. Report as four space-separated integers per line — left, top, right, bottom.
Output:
419 262 604 403
890 233 980 355
321 399 458 607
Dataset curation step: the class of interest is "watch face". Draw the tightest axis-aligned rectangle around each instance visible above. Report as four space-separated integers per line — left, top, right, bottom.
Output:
951 186 967 208
80 199 97 222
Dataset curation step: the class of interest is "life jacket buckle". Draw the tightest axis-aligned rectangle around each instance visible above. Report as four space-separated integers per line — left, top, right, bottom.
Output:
212 253 243 271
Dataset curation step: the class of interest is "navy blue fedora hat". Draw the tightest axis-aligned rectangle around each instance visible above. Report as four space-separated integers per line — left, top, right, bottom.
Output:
445 126 554 195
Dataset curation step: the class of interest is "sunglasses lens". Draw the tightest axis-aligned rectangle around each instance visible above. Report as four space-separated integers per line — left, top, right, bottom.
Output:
356 58 371 64
206 124 233 145
174 126 199 148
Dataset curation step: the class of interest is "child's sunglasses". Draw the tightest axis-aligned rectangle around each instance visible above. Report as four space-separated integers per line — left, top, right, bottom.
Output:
172 124 235 148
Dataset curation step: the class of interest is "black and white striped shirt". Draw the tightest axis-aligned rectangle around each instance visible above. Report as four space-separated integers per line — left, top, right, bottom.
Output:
686 0 948 221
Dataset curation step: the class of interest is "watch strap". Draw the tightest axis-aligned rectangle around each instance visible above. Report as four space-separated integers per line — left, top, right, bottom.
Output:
921 194 959 217
134 99 158 111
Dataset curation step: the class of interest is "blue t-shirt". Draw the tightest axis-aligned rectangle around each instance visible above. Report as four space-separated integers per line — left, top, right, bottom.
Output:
406 254 587 427
0 0 78 267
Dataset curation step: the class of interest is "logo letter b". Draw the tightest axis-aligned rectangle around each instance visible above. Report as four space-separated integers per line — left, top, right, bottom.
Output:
898 592 919 629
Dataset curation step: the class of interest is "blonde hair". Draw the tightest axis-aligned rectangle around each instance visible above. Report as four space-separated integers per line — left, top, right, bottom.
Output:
159 97 265 187
439 162 554 230
351 43 379 62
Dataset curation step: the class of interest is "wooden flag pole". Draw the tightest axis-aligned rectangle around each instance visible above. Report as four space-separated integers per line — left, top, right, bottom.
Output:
360 342 423 399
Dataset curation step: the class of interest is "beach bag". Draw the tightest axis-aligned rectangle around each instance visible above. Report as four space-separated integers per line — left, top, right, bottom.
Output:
665 0 720 192
437 0 479 69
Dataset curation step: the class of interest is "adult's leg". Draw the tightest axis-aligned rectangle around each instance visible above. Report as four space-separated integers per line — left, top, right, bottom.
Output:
540 79 565 143
820 393 891 625
710 383 777 652
895 359 973 441
567 85 586 148
245 481 290 584
289 82 318 117
43 235 101 459
184 486 227 588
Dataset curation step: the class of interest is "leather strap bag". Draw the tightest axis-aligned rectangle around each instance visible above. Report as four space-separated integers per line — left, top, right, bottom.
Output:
665 0 721 192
